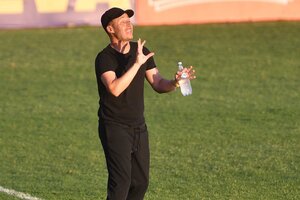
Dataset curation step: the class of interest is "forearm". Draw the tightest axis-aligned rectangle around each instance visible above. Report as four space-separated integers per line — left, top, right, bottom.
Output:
108 63 141 96
154 78 178 93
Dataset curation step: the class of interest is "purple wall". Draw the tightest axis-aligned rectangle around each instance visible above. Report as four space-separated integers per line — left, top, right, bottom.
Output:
0 0 113 29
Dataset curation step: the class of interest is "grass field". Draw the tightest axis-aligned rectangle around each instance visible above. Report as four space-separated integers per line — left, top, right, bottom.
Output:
0 22 300 200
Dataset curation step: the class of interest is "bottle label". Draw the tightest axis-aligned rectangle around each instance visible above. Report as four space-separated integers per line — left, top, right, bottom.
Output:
181 72 188 79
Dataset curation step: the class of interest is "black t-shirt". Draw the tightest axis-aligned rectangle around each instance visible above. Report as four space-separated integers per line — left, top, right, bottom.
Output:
95 41 156 126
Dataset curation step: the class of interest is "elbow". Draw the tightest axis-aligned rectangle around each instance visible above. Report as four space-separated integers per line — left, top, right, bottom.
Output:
109 87 123 97
111 92 121 97
109 89 122 97
102 76 124 97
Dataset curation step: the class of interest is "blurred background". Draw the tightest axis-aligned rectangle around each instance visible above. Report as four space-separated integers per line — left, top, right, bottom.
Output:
1 0 300 28
1 1 299 200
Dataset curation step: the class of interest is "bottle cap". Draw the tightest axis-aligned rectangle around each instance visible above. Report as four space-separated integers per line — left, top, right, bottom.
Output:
178 62 183 70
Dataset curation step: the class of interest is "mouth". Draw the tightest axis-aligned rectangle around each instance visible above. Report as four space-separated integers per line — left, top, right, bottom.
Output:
126 28 132 34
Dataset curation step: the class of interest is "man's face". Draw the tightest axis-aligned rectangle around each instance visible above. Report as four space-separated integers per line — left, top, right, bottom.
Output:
109 13 133 41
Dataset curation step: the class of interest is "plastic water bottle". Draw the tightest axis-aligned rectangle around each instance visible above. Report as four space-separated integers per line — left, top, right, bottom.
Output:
178 62 192 96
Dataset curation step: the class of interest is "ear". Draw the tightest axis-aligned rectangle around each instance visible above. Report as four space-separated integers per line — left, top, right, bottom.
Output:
106 25 114 34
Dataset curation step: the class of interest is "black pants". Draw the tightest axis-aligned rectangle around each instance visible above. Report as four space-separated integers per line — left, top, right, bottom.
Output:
99 120 150 200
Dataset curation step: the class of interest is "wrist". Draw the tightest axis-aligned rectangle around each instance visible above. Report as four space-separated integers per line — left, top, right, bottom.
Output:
133 62 141 68
172 79 180 88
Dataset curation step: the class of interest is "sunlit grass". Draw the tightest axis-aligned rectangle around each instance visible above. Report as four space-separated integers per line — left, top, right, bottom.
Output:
0 22 299 199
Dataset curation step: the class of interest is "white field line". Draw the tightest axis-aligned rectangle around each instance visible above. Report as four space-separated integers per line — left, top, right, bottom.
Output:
0 186 44 200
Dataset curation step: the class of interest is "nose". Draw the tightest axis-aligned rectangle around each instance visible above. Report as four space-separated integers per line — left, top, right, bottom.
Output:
126 21 132 27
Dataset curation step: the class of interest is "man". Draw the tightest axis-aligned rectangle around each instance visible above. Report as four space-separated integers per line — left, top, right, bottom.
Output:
95 7 196 200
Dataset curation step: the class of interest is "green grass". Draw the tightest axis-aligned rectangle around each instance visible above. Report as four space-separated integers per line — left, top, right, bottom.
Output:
0 22 300 200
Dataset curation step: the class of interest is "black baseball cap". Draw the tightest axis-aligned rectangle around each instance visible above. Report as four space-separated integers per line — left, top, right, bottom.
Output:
101 7 134 31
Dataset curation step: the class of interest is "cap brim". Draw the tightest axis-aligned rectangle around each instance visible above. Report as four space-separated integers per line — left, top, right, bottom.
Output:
124 9 134 18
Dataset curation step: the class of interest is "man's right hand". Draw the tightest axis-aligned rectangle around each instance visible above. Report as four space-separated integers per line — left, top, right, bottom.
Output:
135 38 155 66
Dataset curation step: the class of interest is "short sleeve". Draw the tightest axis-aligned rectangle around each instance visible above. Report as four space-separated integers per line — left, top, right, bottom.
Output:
95 51 117 76
143 47 156 70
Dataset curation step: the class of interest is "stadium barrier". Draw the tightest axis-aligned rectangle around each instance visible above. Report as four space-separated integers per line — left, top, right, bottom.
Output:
0 0 299 29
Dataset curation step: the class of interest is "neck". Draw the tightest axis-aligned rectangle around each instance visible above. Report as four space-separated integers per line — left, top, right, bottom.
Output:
110 40 130 54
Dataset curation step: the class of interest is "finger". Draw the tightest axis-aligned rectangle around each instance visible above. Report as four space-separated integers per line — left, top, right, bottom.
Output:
175 74 181 81
187 66 195 76
175 71 183 81
146 52 155 59
177 70 183 76
182 68 188 73
137 39 143 52
187 66 193 72
189 69 196 75
141 40 146 47
189 71 196 79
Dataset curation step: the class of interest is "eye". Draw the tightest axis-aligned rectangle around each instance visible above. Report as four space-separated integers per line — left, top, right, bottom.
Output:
121 20 131 25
